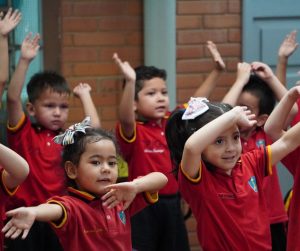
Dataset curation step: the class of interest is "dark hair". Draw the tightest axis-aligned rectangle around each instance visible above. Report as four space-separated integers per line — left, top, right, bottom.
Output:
133 66 167 100
165 102 232 176
62 128 119 187
242 74 276 115
27 71 71 103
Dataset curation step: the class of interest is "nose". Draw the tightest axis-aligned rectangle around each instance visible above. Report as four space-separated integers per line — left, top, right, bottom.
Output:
53 106 61 116
226 141 235 152
100 163 110 173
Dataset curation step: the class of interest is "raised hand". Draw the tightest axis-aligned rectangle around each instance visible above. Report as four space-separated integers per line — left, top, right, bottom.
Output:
236 62 251 86
73 83 92 98
102 182 138 210
207 41 226 71
0 8 21 36
2 207 36 240
251 61 274 81
235 106 257 129
278 30 298 58
20 33 40 61
112 53 136 83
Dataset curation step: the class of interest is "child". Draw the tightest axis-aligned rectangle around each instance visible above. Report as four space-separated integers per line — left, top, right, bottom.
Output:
222 61 295 250
0 143 29 251
264 85 300 251
5 34 100 250
113 53 191 251
165 97 300 250
2 118 168 251
0 8 21 102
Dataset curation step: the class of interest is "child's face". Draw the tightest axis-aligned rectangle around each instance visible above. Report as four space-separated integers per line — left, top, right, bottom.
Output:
27 89 69 131
74 139 118 195
135 77 169 120
202 125 242 175
237 91 260 117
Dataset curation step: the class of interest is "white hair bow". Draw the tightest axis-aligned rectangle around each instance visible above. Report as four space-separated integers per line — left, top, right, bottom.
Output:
182 97 209 120
53 116 92 145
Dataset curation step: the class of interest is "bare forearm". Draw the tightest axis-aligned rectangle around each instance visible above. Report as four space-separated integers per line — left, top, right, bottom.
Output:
222 81 245 106
33 203 63 222
193 69 221 98
79 95 101 128
119 81 135 127
132 172 168 193
0 35 9 83
275 56 288 86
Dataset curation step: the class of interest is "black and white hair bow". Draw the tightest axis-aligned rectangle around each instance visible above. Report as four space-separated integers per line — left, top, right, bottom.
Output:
53 116 92 146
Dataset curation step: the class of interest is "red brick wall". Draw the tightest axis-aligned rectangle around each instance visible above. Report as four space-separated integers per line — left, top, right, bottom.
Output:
60 0 241 250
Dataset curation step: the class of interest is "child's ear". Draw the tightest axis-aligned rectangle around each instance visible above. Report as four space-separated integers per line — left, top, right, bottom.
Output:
256 114 269 127
65 161 78 179
26 102 35 116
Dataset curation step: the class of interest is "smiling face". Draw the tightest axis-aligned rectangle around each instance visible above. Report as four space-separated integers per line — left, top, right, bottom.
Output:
135 77 169 121
27 88 69 131
202 125 242 175
70 139 118 195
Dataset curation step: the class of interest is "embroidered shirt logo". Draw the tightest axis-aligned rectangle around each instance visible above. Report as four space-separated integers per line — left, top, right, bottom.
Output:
118 211 126 225
256 139 265 148
248 176 258 192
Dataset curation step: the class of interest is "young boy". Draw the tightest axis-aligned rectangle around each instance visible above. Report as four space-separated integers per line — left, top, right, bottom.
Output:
113 53 191 251
222 61 296 251
264 85 300 251
5 34 100 250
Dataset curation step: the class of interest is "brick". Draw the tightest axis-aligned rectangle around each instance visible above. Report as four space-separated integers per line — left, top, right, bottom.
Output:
62 47 98 62
72 62 118 77
100 106 117 121
177 74 204 89
177 1 227 15
204 43 241 57
73 33 125 46
228 0 241 13
204 14 240 28
63 18 98 32
73 2 127 17
178 30 228 45
62 34 73 46
177 45 205 59
177 59 216 74
98 16 142 31
61 2 73 17
98 47 143 62
176 16 203 29
229 28 241 42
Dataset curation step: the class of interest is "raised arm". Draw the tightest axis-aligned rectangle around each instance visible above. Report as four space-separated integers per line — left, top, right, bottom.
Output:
193 41 226 98
7 33 40 127
222 62 251 105
2 203 63 240
0 143 29 189
0 8 21 100
102 172 168 209
276 30 298 86
265 86 300 141
182 106 256 178
73 83 101 128
113 53 136 138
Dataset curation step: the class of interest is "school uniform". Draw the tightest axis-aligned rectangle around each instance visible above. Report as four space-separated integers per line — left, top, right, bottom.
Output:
6 113 65 251
179 146 272 251
48 187 158 251
116 118 190 251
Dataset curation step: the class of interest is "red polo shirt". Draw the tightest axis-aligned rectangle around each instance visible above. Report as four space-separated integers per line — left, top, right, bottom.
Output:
116 117 178 195
281 147 300 251
241 128 287 224
7 114 67 207
179 146 272 251
48 187 158 251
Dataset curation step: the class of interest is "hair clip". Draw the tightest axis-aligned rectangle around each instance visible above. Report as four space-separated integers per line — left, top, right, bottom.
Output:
182 97 209 120
53 116 92 146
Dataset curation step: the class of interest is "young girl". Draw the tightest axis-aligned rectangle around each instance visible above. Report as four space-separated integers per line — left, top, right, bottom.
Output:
0 143 29 251
165 98 300 251
2 117 168 251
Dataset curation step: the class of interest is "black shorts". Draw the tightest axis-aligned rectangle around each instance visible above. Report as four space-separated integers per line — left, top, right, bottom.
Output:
131 194 190 251
4 221 63 251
